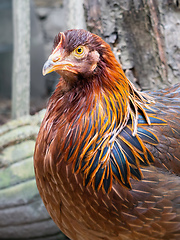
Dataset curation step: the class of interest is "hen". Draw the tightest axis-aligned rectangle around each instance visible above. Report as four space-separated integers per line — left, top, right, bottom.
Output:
34 29 180 240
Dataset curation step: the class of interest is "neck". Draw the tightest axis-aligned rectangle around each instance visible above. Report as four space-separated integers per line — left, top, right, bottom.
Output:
93 52 151 135
50 53 151 135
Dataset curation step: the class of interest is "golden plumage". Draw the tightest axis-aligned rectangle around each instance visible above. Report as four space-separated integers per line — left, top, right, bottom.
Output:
34 29 180 240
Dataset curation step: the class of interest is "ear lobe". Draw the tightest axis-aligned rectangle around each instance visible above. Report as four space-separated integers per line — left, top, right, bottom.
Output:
92 50 100 62
89 51 100 71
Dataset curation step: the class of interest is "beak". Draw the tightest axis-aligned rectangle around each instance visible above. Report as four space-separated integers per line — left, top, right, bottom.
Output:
42 32 76 76
42 55 76 76
43 32 65 76
42 58 56 76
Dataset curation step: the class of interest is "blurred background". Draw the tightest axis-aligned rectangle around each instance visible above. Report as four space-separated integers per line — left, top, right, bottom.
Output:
0 0 179 239
1 0 180 124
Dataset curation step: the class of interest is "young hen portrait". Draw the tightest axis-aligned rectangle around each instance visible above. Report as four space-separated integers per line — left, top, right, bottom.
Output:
34 29 180 240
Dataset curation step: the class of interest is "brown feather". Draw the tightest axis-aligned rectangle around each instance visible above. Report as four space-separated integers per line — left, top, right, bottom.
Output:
34 29 180 240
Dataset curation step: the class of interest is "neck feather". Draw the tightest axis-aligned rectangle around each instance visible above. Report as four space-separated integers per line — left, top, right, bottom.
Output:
48 48 151 136
93 51 152 135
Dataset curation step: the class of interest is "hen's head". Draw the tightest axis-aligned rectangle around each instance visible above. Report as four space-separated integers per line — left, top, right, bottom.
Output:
43 29 122 90
43 29 150 135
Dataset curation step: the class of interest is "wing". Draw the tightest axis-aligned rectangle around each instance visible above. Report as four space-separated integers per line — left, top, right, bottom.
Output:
71 84 180 193
144 83 180 174
42 84 180 194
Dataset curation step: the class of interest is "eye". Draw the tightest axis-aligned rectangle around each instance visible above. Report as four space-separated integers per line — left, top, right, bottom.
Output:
76 47 84 54
73 46 85 58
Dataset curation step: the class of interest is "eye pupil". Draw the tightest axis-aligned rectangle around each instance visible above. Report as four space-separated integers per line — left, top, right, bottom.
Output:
77 47 82 53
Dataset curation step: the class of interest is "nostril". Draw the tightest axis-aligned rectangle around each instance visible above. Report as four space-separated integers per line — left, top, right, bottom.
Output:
49 52 60 62
52 56 59 62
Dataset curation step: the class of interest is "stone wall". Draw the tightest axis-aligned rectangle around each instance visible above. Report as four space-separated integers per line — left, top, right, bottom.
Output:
0 111 68 239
